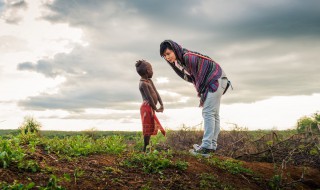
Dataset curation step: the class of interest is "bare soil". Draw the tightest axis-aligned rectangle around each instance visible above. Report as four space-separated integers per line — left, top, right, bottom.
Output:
0 147 319 190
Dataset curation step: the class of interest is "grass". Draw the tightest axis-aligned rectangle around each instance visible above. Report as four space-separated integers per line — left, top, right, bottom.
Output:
199 173 235 190
207 157 253 175
0 128 317 189
43 135 127 156
121 150 188 174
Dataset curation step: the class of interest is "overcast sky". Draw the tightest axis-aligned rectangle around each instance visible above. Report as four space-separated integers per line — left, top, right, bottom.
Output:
0 0 319 131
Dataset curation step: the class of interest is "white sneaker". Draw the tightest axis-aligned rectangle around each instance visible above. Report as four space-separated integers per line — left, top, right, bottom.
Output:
189 149 211 158
194 144 216 153
193 144 201 151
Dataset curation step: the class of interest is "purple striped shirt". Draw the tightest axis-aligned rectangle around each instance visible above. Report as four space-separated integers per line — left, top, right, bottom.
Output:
183 51 222 104
162 40 222 104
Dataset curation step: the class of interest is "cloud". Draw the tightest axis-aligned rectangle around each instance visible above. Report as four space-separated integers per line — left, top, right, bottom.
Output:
16 0 320 114
0 0 27 24
64 113 139 120
0 35 28 52
17 45 193 111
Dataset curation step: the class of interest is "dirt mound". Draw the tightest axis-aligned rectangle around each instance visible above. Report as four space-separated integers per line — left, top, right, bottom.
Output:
1 148 319 190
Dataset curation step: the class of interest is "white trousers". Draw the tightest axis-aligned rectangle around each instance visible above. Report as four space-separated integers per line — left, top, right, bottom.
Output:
201 74 228 150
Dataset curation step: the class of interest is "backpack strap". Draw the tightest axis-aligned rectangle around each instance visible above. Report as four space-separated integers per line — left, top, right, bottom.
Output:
222 79 233 95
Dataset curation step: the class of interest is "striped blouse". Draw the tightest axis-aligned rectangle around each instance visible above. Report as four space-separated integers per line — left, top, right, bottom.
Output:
162 40 222 104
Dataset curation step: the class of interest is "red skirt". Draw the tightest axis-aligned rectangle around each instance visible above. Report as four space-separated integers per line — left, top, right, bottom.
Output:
140 101 166 136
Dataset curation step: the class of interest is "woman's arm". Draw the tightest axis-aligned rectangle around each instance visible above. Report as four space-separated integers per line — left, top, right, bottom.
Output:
169 63 193 83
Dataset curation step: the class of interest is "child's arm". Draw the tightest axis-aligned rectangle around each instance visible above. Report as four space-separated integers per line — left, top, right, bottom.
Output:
150 80 164 112
140 81 157 111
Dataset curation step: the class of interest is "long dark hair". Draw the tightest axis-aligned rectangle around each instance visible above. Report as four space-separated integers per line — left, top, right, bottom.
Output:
160 41 173 57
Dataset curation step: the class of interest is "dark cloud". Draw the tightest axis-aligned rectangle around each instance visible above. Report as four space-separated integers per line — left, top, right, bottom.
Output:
17 0 320 113
0 1 5 12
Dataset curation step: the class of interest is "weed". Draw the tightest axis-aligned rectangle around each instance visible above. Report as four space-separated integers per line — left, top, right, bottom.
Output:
41 161 57 173
43 135 126 157
40 175 66 190
207 157 253 175
0 138 25 168
104 166 123 175
268 174 282 190
122 150 188 174
74 167 85 184
140 182 152 190
175 160 189 170
19 134 39 146
63 173 71 182
18 159 40 172
199 173 234 190
98 135 127 154
133 133 167 151
309 147 319 155
111 178 123 183
19 116 41 135
0 181 35 190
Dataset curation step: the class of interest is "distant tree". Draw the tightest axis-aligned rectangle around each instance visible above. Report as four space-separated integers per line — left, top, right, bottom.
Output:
315 113 320 122
296 112 319 133
315 113 320 131
19 116 42 135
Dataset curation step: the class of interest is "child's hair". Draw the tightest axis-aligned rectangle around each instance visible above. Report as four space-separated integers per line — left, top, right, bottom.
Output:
160 41 173 57
135 60 149 76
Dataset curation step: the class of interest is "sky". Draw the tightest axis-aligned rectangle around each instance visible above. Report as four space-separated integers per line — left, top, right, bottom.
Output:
0 0 319 131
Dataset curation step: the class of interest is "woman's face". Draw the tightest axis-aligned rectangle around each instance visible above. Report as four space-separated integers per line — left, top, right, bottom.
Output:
163 48 177 63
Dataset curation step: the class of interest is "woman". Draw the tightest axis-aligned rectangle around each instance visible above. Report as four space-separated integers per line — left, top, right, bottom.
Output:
160 40 230 157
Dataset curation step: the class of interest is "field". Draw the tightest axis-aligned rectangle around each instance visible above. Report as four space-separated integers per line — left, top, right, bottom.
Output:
0 128 319 190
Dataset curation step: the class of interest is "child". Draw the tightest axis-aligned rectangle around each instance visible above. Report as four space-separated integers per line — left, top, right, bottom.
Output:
135 60 166 152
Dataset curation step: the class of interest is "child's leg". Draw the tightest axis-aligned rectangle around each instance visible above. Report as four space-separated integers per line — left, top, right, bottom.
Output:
143 135 151 152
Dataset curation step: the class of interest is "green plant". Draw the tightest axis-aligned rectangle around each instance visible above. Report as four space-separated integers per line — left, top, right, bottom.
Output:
309 147 319 155
175 160 189 170
268 174 282 190
207 157 253 175
0 138 25 168
123 151 171 174
62 173 71 182
27 137 41 153
18 159 40 172
81 127 98 138
43 135 126 157
17 133 40 145
74 167 85 184
122 150 187 174
133 133 167 151
19 116 42 135
104 166 123 174
199 173 234 190
297 112 320 133
140 182 152 190
0 181 35 190
99 135 127 154
40 175 66 190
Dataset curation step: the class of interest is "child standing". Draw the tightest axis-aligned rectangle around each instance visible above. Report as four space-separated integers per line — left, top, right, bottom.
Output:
135 60 166 152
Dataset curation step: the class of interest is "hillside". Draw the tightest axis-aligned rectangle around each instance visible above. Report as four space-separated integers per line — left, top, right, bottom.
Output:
0 129 319 189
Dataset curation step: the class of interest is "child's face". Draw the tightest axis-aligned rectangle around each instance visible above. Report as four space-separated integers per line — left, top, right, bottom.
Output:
163 48 177 63
146 63 153 78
